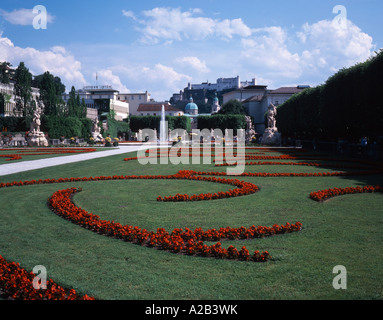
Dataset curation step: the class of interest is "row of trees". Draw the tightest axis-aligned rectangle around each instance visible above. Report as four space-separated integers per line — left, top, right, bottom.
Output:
0 61 87 119
276 49 383 142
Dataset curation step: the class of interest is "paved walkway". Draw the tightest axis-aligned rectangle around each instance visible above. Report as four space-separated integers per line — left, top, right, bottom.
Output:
0 145 151 177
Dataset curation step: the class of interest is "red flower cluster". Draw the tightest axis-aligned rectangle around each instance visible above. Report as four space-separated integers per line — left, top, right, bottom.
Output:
0 255 94 300
0 154 22 161
48 187 302 262
157 171 259 201
310 185 382 202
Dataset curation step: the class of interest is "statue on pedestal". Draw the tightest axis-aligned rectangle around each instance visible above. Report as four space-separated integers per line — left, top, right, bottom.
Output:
27 107 49 147
91 118 103 142
261 104 281 146
245 116 257 144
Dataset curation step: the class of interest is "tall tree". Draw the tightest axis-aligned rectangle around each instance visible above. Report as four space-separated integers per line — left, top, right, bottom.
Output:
33 71 66 116
218 99 246 115
66 86 86 118
13 62 33 117
67 86 78 117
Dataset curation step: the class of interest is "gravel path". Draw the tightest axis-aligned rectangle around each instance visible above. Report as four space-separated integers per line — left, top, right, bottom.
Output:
0 145 151 177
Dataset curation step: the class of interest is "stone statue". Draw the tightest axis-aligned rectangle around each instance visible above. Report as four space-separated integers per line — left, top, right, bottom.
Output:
245 116 257 144
91 118 103 141
27 107 49 147
267 103 277 129
30 108 41 133
261 104 281 146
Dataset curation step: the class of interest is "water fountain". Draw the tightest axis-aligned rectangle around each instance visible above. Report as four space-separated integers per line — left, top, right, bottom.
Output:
160 104 167 143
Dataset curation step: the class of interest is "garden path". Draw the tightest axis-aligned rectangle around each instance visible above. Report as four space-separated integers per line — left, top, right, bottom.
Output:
0 144 158 177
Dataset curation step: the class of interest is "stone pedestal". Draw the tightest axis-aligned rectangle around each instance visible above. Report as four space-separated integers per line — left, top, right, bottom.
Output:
28 131 49 147
261 127 281 146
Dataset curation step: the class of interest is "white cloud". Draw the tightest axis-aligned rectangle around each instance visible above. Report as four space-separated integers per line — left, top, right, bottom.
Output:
241 26 301 79
124 7 252 44
297 19 374 71
141 63 191 89
95 69 129 93
175 56 209 73
0 8 54 26
0 34 86 90
114 63 191 101
240 18 375 83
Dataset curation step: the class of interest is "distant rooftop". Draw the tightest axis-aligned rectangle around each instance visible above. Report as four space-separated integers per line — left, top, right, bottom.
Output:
82 85 119 93
137 103 182 112
269 86 309 94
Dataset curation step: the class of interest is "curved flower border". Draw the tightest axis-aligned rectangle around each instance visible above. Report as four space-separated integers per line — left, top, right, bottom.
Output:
2 147 382 299
48 187 301 262
310 185 382 202
0 255 94 300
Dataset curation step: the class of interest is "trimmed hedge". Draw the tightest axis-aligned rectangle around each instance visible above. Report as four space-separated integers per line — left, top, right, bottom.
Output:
42 116 84 139
105 118 130 138
197 114 246 135
0 116 31 132
276 50 383 142
130 115 191 132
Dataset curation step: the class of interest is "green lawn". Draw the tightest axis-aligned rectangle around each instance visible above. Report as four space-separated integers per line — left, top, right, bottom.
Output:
0 148 382 300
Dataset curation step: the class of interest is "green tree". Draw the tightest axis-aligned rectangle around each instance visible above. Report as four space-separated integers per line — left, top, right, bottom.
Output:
0 61 12 84
218 99 246 115
66 86 86 118
13 62 33 117
33 71 66 116
80 98 87 118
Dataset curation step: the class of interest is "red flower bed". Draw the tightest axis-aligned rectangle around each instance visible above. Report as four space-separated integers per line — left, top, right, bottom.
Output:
310 185 382 202
0 255 94 300
48 187 302 262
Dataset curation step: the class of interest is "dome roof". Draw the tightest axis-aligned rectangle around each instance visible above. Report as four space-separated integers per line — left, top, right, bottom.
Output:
185 97 198 110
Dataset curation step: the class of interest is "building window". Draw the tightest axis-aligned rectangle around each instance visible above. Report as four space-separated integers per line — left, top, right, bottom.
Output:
131 96 134 100
139 95 141 100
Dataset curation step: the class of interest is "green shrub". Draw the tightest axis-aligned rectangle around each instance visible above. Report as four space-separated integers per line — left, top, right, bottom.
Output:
197 114 246 135
42 116 83 139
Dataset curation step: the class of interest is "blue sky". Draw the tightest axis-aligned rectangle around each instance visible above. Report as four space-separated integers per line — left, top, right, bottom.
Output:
0 0 382 101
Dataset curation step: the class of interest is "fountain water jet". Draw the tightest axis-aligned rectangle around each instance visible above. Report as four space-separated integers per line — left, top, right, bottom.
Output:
160 104 167 143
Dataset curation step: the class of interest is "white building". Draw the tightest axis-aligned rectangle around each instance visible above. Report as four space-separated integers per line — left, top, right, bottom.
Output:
235 86 309 133
62 85 130 121
222 85 268 105
137 102 184 116
117 91 151 116
187 76 257 92
0 82 41 117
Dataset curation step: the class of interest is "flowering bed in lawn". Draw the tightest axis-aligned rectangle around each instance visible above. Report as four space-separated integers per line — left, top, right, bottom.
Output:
1 146 382 300
48 187 301 262
0 255 95 300
310 185 382 202
0 169 301 264
0 147 97 161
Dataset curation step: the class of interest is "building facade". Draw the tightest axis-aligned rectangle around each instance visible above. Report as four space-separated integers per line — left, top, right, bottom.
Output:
137 102 184 116
62 85 130 121
0 82 42 117
117 91 151 116
236 86 309 133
